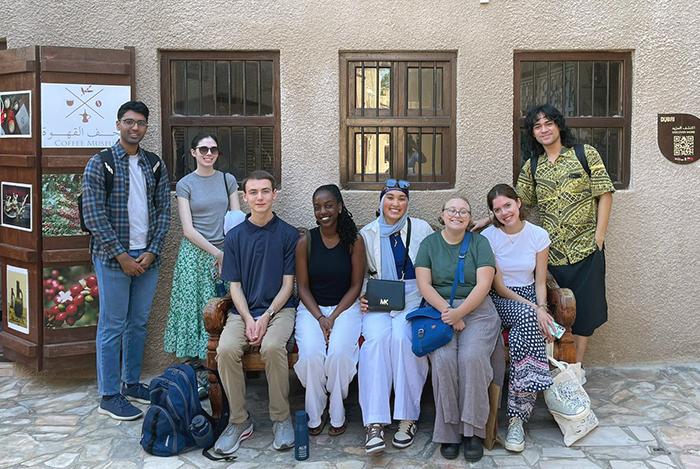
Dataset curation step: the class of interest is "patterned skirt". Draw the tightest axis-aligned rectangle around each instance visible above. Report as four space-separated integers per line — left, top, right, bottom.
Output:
164 238 227 359
490 284 553 420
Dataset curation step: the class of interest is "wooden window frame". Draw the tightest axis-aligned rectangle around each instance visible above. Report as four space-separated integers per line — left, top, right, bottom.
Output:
160 50 281 188
513 51 632 190
340 51 457 190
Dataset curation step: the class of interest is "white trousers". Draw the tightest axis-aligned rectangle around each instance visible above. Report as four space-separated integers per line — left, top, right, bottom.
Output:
359 282 429 425
294 302 362 428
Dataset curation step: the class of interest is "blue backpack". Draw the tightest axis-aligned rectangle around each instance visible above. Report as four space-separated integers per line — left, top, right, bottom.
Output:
140 363 232 460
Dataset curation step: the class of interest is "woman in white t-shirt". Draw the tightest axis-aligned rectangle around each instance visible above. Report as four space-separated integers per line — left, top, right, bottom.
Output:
481 184 554 453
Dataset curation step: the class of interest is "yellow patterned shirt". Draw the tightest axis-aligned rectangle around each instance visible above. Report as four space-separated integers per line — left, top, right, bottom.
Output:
516 145 615 266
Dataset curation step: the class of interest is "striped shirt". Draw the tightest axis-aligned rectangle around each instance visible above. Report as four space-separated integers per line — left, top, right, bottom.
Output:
82 141 171 270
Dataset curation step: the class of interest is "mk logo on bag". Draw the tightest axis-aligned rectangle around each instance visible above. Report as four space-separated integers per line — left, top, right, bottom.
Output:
380 298 389 305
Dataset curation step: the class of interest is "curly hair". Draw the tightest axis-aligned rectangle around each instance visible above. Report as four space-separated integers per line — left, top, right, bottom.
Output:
524 104 576 156
313 184 358 251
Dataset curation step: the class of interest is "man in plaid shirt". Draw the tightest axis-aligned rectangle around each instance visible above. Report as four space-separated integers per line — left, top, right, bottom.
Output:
82 101 170 420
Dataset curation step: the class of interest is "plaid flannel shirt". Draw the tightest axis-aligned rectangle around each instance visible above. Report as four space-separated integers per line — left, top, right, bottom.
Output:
82 141 171 270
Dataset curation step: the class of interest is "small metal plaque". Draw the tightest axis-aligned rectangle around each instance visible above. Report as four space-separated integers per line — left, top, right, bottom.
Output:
658 113 699 164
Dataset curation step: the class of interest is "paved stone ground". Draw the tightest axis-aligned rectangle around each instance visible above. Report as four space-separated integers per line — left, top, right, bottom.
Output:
1 362 699 468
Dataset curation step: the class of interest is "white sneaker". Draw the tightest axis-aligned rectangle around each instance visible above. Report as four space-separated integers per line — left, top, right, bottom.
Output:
214 419 253 455
392 420 417 448
364 423 386 453
505 417 525 452
272 416 294 450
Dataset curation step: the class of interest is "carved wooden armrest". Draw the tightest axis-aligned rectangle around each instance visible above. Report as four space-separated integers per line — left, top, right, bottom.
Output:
203 293 231 419
546 271 577 363
203 293 232 337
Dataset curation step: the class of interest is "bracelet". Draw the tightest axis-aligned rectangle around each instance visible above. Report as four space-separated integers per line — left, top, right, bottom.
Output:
536 304 549 311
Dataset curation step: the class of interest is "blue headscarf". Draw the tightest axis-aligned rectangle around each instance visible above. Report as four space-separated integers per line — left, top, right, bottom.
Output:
378 192 409 281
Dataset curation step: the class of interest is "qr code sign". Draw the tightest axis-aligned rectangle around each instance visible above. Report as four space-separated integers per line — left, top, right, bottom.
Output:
674 135 694 156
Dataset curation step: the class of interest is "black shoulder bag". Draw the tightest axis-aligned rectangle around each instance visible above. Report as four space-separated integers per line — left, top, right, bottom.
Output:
365 218 412 312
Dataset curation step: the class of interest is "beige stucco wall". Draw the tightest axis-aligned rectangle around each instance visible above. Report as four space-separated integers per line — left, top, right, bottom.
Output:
6 0 700 370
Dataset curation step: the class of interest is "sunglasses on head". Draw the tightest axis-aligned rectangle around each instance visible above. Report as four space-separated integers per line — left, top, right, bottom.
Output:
197 146 219 155
384 178 410 190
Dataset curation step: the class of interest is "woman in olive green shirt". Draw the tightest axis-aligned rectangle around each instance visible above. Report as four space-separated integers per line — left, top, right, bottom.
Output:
414 197 503 462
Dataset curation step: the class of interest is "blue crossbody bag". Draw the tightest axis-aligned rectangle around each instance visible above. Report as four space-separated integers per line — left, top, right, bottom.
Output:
406 232 471 357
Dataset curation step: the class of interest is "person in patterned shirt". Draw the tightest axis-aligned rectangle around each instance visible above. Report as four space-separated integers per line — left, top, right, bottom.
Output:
516 104 614 364
472 104 614 364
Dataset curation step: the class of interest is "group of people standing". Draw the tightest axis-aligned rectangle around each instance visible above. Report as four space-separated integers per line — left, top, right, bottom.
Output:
83 100 613 463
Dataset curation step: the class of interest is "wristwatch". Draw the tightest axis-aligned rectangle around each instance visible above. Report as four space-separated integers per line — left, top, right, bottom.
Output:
265 308 275 318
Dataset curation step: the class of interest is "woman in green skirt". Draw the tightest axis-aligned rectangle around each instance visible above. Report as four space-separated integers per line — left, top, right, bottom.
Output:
164 132 240 362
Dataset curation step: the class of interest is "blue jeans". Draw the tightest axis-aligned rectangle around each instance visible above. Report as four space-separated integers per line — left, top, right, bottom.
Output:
94 250 160 396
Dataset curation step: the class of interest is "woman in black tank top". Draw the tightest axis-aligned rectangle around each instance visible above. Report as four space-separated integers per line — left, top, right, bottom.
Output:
294 184 366 437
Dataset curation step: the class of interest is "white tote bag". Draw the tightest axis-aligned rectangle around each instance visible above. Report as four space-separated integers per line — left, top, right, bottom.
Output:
545 347 598 446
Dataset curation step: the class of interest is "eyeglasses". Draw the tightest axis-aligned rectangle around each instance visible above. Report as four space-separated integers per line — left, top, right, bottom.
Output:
197 146 220 156
384 179 410 190
443 207 471 217
120 118 148 128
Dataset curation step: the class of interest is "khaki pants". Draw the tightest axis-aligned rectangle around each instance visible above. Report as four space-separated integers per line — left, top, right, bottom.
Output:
216 307 296 424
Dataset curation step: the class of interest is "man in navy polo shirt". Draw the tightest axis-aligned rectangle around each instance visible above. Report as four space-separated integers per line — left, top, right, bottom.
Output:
214 170 299 455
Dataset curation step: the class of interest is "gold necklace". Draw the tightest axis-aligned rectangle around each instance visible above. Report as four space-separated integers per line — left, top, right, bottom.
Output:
503 224 525 244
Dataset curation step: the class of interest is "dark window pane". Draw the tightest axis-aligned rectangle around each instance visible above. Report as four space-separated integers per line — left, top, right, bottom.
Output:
231 127 246 179
231 61 244 116
593 62 607 117
520 62 534 116
577 127 592 147
245 127 259 173
519 127 533 169
407 131 442 177
216 127 231 174
245 61 260 116
186 61 201 115
535 62 548 106
609 61 622 116
171 61 186 115
261 127 275 174
260 61 274 116
173 127 200 179
201 61 216 116
549 62 564 111
592 127 607 163
607 128 620 182
578 61 593 116
564 62 578 116
215 61 230 116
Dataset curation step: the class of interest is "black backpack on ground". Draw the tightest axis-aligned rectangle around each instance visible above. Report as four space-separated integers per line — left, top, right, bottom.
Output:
530 143 591 188
78 147 162 234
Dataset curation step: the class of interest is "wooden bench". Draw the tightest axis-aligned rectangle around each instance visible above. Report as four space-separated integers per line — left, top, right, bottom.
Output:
203 271 575 418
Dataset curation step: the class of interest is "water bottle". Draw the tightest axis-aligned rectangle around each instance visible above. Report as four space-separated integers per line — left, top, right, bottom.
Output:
189 414 214 448
294 410 309 461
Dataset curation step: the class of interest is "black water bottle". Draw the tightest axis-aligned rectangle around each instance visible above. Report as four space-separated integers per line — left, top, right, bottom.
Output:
189 414 214 448
294 410 309 461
